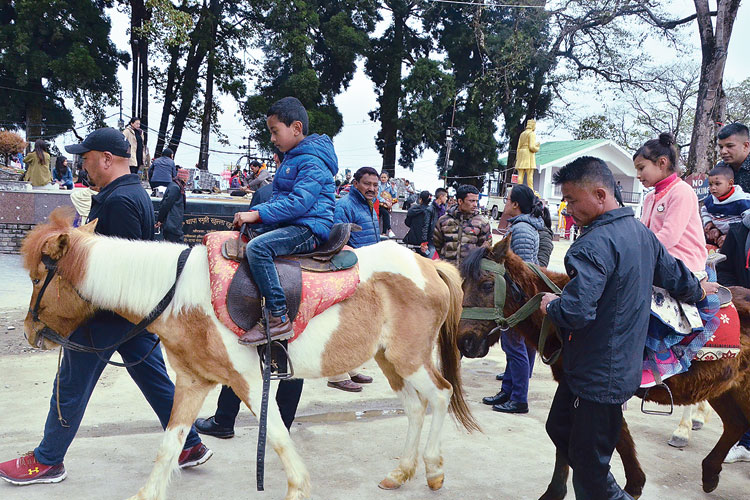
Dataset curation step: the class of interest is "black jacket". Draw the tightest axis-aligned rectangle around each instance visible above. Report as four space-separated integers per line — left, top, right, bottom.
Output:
404 203 434 245
157 182 185 241
89 174 154 241
546 208 702 404
717 221 750 287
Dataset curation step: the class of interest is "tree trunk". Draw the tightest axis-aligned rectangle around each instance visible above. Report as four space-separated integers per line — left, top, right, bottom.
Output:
25 78 43 144
139 11 150 146
130 0 145 119
198 45 216 171
687 0 741 174
167 0 218 155
155 45 183 157
377 9 406 177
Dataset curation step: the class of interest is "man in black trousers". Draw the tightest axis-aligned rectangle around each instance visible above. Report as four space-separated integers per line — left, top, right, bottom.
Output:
195 178 304 437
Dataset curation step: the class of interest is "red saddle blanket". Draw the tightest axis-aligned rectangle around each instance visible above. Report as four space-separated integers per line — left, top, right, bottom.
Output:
692 302 741 361
203 231 359 341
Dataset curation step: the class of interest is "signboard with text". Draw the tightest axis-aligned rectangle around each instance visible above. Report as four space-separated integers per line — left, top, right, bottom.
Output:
685 173 709 202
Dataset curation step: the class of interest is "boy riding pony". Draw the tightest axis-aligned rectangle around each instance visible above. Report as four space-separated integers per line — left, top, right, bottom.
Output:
233 97 338 346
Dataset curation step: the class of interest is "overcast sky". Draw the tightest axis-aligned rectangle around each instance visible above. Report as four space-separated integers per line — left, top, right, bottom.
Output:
54 1 750 192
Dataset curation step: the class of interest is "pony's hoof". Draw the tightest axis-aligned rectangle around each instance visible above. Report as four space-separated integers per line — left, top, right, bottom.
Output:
667 435 688 448
427 474 444 491
378 477 402 490
702 475 719 493
691 420 704 430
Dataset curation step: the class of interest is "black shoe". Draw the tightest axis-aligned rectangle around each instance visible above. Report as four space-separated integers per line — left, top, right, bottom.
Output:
482 390 510 406
492 400 529 414
495 373 504 381
194 416 235 439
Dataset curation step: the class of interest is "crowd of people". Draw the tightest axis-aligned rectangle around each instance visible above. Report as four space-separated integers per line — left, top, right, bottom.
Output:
3 89 750 498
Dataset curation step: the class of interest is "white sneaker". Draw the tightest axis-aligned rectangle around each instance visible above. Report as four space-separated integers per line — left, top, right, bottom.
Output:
388 230 396 239
723 443 750 463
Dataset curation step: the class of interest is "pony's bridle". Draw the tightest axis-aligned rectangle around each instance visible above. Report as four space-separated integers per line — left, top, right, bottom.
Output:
28 247 192 368
460 258 564 365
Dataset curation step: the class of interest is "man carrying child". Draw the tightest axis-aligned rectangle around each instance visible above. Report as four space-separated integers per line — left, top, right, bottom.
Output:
232 97 338 345
701 164 750 247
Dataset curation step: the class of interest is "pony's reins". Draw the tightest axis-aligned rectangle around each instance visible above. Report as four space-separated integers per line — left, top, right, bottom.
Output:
30 247 193 367
460 258 564 365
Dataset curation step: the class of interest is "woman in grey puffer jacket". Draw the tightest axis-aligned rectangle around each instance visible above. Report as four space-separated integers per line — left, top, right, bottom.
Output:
482 184 544 415
537 206 554 267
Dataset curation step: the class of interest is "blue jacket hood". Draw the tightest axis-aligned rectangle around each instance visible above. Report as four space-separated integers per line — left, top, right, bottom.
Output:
285 134 338 178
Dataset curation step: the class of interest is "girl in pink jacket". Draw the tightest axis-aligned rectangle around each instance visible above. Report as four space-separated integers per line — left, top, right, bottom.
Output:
634 133 720 387
635 133 707 273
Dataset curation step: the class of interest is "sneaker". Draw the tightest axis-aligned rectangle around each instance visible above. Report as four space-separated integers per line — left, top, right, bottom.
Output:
388 230 396 239
178 443 213 469
0 451 66 485
724 443 750 463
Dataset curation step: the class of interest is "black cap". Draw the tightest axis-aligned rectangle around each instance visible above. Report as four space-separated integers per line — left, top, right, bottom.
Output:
65 127 130 158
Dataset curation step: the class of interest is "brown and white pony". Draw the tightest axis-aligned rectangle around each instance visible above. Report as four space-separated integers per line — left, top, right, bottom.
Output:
458 237 750 500
19 208 478 500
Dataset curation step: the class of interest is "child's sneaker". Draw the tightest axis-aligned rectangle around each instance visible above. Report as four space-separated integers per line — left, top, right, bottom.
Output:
178 443 213 469
387 230 396 239
0 451 66 485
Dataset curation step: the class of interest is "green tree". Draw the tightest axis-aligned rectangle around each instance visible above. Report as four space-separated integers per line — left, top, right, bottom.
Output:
0 0 128 142
364 0 430 176
241 0 377 152
726 78 750 125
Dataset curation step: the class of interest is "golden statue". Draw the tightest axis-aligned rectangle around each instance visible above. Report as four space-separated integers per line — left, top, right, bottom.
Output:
515 119 541 189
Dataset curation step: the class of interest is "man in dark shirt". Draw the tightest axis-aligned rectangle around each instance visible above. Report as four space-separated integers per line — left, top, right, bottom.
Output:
0 128 210 486
539 156 713 499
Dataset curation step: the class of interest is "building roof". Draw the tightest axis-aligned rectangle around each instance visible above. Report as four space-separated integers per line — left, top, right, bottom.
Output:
500 139 609 167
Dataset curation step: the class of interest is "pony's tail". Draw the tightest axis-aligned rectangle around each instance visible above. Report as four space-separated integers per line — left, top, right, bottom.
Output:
433 260 481 433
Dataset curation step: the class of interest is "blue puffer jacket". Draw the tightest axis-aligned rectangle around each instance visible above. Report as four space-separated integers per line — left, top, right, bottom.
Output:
255 134 338 242
508 213 544 264
334 187 379 248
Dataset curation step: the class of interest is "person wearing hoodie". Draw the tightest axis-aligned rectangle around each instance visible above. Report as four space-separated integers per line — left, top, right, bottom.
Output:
155 168 189 242
482 184 544 414
404 190 436 257
233 97 338 346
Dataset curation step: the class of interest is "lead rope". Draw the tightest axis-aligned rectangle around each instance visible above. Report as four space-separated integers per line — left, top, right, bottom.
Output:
55 347 69 428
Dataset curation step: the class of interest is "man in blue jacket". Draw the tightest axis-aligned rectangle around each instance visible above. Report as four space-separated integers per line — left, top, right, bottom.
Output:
233 97 338 345
539 156 715 499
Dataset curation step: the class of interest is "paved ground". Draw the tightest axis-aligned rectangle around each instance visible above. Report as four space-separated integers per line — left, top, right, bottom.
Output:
1 244 748 500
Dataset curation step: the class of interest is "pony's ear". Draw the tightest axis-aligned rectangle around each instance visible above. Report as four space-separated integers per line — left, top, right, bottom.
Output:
79 218 98 234
41 233 70 261
489 234 512 262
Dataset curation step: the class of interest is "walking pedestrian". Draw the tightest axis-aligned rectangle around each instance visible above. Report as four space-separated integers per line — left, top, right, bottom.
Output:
123 117 150 176
155 168 189 243
0 128 211 487
539 156 714 499
404 190 435 257
377 171 397 238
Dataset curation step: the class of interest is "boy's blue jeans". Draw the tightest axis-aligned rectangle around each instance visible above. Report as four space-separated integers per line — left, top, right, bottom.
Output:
246 225 318 316
34 312 201 465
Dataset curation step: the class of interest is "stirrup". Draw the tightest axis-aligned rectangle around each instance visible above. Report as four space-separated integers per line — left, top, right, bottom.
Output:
258 339 294 380
640 383 674 416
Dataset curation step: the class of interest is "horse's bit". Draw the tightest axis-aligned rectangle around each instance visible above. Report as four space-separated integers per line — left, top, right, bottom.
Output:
460 258 564 365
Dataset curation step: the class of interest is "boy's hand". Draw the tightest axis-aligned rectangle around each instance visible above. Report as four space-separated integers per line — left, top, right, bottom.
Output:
233 211 259 227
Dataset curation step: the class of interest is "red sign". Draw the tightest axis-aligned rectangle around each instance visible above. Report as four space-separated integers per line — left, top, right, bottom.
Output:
511 174 518 184
685 173 709 202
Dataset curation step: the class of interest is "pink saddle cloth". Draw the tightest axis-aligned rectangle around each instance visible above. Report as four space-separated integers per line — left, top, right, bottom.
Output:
203 231 360 342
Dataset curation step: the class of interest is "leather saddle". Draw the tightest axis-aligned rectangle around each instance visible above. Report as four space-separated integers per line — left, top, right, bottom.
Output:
224 223 360 331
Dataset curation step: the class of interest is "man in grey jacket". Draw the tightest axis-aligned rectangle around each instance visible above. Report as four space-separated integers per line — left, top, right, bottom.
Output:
539 156 716 499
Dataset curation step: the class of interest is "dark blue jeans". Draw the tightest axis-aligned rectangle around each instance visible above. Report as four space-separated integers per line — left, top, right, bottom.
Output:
739 430 750 449
246 225 318 316
214 380 304 431
500 329 536 404
34 312 201 465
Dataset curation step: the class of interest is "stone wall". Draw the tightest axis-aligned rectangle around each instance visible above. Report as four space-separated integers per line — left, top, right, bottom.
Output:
0 223 34 254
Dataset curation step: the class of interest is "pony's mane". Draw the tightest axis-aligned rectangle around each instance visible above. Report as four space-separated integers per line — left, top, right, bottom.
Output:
460 246 490 281
20 207 76 272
